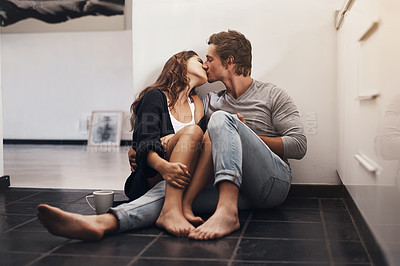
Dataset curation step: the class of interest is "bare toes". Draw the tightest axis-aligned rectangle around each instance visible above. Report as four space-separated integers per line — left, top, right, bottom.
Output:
190 217 204 226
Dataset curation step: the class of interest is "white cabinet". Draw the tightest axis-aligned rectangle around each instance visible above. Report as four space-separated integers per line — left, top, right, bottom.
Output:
338 0 399 186
337 0 400 264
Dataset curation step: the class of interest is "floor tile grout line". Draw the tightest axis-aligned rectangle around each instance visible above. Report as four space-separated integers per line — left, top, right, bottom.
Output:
0 213 37 217
279 208 321 210
228 211 253 265
156 233 241 239
0 216 38 237
125 233 162 238
126 231 164 266
0 250 44 255
137 256 230 262
2 191 43 206
13 229 49 233
249 220 322 224
25 240 71 266
343 198 374 265
287 197 346 200
238 236 364 242
231 259 334 264
28 252 136 259
64 194 94 205
319 199 335 266
136 257 360 265
149 233 365 242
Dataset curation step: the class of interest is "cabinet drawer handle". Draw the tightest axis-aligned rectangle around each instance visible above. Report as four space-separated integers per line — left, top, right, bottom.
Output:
356 92 380 101
354 153 382 175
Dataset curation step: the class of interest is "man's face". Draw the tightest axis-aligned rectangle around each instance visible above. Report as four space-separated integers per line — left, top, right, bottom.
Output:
203 44 226 83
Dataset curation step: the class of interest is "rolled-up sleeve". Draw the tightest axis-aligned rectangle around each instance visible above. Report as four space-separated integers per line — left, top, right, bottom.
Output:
271 88 307 160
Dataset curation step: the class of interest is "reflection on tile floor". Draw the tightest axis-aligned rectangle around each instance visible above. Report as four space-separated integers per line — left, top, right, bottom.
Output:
3 145 131 190
0 187 374 266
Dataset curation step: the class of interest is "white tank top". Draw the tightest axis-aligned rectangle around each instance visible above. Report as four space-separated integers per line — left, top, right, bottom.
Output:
168 98 195 133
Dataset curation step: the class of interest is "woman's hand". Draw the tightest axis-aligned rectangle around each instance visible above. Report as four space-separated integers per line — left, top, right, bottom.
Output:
160 134 175 150
159 161 191 189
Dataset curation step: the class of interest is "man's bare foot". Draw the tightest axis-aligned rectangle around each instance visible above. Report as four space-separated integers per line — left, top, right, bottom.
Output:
182 203 204 226
37 204 118 241
188 207 240 240
156 208 195 237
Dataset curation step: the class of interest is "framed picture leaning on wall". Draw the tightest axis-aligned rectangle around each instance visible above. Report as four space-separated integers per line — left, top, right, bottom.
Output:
88 111 123 147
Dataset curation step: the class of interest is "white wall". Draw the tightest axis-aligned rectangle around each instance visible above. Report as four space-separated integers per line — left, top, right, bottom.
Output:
337 0 400 264
133 0 341 184
2 31 133 140
1 1 134 141
0 34 3 176
1 0 341 184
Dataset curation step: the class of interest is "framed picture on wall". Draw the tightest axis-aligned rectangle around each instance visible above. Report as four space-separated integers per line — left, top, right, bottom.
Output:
88 111 123 147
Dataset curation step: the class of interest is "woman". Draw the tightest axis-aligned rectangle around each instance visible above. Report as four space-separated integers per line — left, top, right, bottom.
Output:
125 50 209 236
37 51 213 240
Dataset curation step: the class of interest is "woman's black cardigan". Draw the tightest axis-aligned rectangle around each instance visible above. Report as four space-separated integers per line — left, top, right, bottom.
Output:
124 88 207 200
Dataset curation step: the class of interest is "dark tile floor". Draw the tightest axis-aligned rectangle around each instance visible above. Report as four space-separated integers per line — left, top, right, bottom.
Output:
0 186 374 266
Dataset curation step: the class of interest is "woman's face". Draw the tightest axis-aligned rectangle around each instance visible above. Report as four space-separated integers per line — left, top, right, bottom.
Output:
187 56 207 86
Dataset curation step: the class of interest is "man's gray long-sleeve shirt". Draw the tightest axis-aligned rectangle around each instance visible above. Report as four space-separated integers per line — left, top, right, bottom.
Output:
202 79 307 160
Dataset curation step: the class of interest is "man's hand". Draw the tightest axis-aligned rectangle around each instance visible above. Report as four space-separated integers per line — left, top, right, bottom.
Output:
128 147 137 172
236 113 284 158
237 113 247 124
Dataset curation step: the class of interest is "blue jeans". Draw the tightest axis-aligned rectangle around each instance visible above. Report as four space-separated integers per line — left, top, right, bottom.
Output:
110 110 291 232
209 110 292 208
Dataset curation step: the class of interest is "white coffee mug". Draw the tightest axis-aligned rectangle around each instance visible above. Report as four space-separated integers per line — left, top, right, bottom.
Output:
85 190 114 214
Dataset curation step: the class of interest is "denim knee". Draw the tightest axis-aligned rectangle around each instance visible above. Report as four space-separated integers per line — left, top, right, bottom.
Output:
208 110 234 136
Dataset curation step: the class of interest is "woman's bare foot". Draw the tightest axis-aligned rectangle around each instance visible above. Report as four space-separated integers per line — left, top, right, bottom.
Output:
183 210 204 227
188 207 240 240
156 208 195 237
182 202 204 226
37 204 118 241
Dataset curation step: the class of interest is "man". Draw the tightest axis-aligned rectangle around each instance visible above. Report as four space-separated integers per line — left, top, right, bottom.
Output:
37 30 306 241
190 30 306 239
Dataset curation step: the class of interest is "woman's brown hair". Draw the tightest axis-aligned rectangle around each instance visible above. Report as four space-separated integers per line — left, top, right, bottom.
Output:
129 50 199 129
